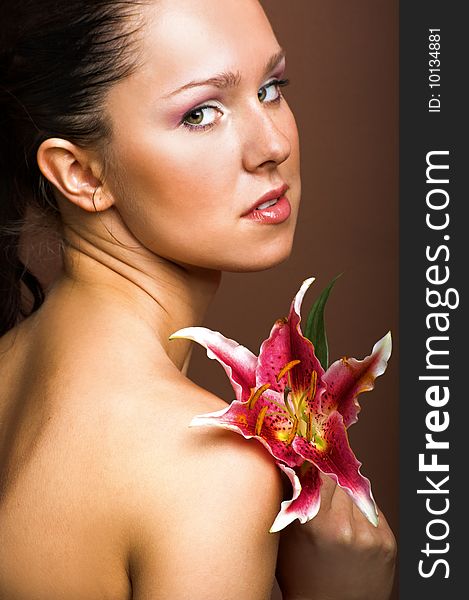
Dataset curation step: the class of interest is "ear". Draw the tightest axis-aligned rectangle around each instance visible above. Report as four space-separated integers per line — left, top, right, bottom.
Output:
37 138 114 213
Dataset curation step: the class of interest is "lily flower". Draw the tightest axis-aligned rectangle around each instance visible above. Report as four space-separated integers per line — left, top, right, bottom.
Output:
170 278 392 532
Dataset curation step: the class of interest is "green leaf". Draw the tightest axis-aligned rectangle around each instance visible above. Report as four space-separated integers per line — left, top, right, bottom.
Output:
304 273 342 369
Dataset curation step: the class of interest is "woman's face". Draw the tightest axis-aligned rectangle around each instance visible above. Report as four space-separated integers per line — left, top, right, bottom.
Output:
105 0 301 272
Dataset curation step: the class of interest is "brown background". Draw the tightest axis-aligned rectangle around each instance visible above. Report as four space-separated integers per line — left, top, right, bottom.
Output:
187 1 399 598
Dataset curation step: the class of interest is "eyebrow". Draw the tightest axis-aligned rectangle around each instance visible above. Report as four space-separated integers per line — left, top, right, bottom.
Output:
162 48 286 99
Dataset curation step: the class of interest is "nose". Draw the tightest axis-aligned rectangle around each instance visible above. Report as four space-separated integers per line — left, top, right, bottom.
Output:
241 104 292 172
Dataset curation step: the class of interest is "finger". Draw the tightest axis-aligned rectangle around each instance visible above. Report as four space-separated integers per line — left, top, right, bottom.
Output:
329 479 356 514
328 484 389 529
371 506 395 538
375 506 392 530
318 471 337 511
351 499 394 539
350 502 398 558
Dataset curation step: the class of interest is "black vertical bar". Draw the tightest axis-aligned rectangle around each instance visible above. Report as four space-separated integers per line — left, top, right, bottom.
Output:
400 1 467 597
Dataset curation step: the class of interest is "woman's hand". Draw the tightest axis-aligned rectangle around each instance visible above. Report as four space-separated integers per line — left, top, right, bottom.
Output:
275 474 397 600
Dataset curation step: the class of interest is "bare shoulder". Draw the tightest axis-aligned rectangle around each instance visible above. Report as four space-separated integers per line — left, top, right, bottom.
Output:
1 318 284 598
104 376 284 600
102 373 283 498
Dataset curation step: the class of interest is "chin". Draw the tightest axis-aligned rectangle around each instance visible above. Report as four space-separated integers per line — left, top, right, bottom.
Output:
171 216 299 273
223 238 295 273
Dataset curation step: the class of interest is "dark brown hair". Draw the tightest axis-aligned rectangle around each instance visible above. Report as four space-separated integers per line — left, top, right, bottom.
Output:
0 0 147 337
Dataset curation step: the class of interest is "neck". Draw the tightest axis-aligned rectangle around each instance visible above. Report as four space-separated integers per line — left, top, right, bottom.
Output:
44 209 221 372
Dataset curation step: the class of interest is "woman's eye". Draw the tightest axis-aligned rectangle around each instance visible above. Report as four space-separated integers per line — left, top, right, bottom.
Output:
182 106 221 131
258 78 290 104
181 79 290 132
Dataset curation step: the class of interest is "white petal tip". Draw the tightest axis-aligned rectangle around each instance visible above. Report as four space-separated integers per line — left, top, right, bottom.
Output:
378 331 393 355
169 328 190 341
367 512 379 528
269 506 316 532
368 504 380 527
293 277 317 317
188 416 208 427
169 326 202 341
298 277 316 297
269 511 299 533
189 407 231 428
358 498 379 527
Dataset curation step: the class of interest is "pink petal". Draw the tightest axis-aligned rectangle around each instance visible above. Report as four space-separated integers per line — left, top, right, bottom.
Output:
256 278 325 412
293 411 378 526
256 319 293 394
190 391 303 469
321 331 392 428
269 462 322 532
170 327 257 402
287 278 325 397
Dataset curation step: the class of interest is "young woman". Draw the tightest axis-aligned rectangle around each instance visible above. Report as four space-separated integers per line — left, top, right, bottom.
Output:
0 1 396 598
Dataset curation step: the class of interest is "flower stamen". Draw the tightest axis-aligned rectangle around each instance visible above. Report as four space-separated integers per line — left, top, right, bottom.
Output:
283 385 295 417
248 382 271 410
306 411 314 442
255 405 269 436
286 416 299 445
309 370 317 400
276 359 301 382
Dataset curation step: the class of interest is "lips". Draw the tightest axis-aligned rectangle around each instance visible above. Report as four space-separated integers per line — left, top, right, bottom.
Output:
242 183 290 217
256 197 279 210
241 183 292 225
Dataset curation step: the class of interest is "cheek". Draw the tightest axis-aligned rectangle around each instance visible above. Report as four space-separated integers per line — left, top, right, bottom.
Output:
119 131 240 221
110 132 243 264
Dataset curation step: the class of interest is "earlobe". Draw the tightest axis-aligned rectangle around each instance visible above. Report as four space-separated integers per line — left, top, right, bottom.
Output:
36 138 114 213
